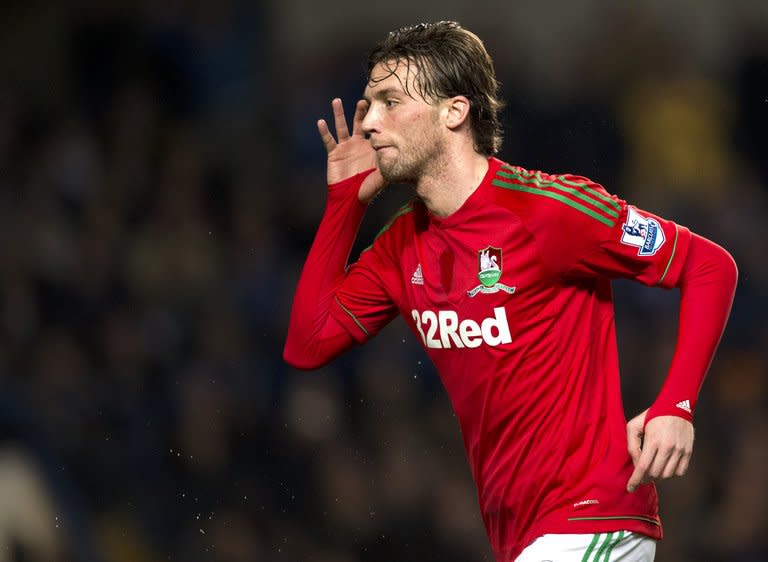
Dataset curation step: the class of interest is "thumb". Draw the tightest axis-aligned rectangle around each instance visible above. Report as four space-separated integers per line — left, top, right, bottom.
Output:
626 409 648 467
627 422 643 467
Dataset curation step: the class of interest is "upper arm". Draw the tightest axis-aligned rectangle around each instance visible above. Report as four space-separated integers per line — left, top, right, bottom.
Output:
520 174 691 287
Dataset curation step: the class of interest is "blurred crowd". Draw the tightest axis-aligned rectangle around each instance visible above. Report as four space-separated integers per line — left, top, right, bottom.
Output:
0 2 766 561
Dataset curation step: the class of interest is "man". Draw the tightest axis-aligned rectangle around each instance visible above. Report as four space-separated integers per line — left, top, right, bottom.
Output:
283 21 737 562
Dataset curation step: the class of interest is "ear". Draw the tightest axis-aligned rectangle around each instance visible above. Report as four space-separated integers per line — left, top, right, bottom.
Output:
443 96 471 131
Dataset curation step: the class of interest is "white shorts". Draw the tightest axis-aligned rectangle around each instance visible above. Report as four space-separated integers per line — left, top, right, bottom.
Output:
515 531 656 562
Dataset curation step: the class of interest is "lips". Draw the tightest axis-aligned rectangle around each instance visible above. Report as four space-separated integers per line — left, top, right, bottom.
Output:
371 138 392 150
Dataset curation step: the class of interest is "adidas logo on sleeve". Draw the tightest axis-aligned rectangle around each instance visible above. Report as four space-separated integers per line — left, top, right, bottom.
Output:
675 400 692 414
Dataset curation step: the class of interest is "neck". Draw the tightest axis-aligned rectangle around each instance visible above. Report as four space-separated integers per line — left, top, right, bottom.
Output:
415 149 489 217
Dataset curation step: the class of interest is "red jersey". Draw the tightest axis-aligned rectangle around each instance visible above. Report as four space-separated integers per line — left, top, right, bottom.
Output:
328 158 690 560
284 156 736 561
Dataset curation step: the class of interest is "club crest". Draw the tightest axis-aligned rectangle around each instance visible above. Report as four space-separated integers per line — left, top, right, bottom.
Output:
468 246 516 297
478 246 502 286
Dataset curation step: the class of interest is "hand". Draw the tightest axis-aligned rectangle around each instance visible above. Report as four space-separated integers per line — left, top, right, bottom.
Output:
318 98 386 204
626 409 694 493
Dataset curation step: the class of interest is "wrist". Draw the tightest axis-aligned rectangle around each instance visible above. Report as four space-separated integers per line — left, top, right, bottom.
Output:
328 168 376 201
644 399 694 428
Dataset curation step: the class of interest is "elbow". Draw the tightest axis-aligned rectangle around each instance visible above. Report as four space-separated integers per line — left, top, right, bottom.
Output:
727 253 739 303
688 234 739 294
706 244 739 306
282 342 331 371
283 313 354 370
718 246 739 294
726 250 738 285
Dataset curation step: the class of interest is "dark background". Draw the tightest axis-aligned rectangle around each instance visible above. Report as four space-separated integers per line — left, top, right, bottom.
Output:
0 1 766 561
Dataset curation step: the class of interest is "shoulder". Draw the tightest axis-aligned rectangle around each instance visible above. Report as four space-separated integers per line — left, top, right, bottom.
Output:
490 162 624 231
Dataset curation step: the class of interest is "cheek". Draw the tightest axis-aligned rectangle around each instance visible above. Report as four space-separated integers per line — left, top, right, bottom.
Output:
408 114 437 140
416 119 442 147
390 107 439 147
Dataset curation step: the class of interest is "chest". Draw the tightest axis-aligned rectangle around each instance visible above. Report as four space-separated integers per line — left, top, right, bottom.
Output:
397 209 557 353
402 212 546 310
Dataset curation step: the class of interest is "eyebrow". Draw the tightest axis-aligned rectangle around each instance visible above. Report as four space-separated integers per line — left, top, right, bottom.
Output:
363 87 403 103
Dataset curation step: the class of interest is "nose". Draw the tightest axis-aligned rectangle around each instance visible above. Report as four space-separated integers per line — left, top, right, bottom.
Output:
361 102 380 136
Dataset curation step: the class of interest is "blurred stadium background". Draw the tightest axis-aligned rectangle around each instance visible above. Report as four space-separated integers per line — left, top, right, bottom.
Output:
0 1 766 561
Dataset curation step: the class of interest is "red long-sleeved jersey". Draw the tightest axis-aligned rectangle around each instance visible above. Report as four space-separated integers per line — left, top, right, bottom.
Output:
284 157 737 561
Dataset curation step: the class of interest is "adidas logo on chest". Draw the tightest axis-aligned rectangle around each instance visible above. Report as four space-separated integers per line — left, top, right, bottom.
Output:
411 263 424 285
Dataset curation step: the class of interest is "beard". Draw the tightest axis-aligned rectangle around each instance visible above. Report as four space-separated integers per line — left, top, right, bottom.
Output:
377 128 445 184
378 153 416 184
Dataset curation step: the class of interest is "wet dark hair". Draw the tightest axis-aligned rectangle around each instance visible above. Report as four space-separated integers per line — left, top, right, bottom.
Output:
367 21 504 156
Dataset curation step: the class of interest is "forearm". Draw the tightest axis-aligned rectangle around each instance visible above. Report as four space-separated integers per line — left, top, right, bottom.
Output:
283 170 374 369
645 233 738 424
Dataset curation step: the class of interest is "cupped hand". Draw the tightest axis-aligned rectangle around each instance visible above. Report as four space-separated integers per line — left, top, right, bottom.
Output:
318 98 386 204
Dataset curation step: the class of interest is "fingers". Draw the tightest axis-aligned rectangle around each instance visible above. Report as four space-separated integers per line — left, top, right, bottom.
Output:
628 442 694 492
352 99 369 137
319 98 367 153
648 445 675 480
661 454 682 480
657 445 692 479
627 415 695 492
317 119 336 154
332 98 351 142
675 449 692 476
627 446 656 493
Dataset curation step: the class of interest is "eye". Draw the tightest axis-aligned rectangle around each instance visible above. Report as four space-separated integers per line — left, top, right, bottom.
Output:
385 99 399 108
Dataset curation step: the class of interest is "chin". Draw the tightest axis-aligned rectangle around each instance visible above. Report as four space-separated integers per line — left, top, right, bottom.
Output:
380 161 417 184
381 169 412 184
